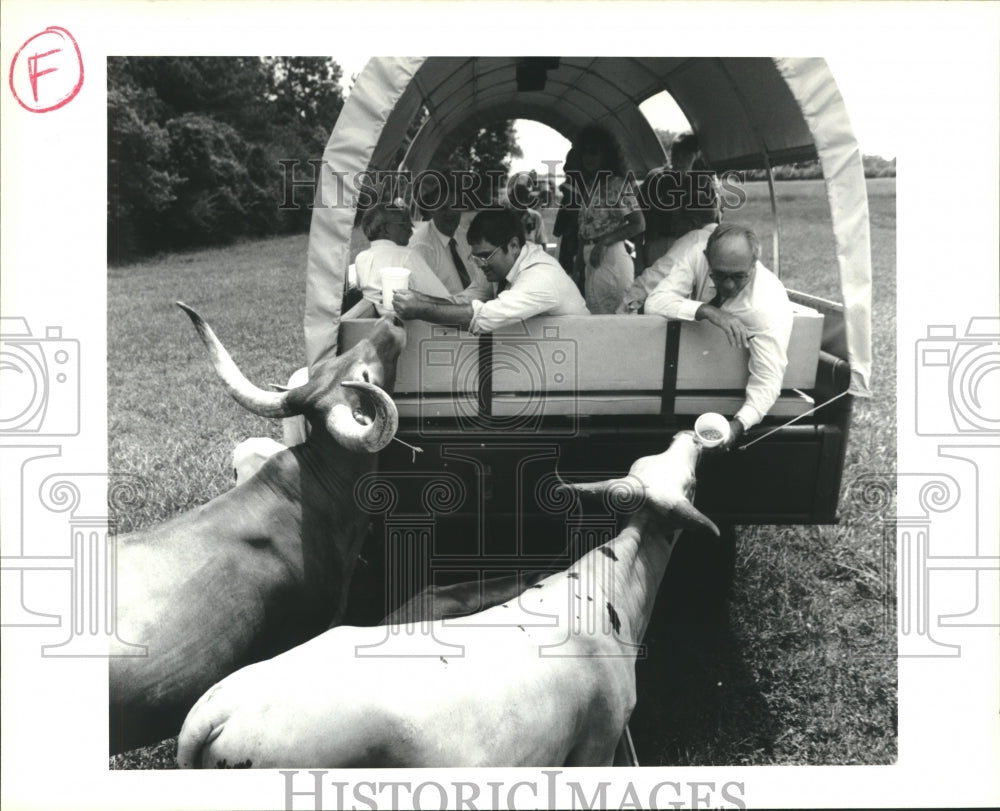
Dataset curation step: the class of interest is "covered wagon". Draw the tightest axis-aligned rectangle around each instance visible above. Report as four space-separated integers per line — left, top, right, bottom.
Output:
304 58 870 546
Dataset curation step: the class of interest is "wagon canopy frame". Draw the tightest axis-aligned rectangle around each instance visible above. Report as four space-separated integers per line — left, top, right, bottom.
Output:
304 56 872 398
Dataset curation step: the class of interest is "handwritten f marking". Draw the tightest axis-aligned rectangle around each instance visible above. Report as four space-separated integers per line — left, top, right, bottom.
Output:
27 48 61 102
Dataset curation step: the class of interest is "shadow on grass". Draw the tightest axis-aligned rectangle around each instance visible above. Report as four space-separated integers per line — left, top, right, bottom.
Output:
630 528 778 766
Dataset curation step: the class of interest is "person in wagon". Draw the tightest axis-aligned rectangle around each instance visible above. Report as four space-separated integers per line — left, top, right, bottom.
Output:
408 176 494 303
571 124 645 314
552 146 582 281
505 173 548 247
638 132 722 269
635 222 793 450
354 202 453 315
391 208 588 333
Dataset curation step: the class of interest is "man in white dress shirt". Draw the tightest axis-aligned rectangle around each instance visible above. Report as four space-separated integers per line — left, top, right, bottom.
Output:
275 203 448 447
408 182 493 302
632 222 793 450
392 209 589 334
355 203 452 314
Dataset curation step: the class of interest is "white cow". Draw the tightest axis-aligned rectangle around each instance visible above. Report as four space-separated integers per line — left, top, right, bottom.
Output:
231 437 286 485
231 367 312 486
176 431 718 768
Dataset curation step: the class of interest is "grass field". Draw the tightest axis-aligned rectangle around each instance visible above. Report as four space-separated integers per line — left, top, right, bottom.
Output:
109 177 896 768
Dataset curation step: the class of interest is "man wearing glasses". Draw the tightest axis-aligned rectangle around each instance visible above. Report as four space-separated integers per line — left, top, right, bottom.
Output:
392 209 588 334
638 222 793 450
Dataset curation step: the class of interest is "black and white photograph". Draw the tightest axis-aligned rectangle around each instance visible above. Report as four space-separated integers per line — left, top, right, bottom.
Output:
1 2 998 809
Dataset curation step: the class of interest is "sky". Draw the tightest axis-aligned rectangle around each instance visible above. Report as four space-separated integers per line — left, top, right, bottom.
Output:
337 56 898 177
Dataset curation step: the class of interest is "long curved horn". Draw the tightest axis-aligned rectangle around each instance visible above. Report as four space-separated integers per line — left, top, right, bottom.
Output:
177 302 301 418
328 380 398 452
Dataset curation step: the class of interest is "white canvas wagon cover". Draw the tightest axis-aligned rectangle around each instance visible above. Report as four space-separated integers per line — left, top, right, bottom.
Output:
304 56 872 398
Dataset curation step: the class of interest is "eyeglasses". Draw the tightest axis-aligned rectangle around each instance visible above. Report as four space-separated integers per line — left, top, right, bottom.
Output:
708 269 752 284
708 270 750 284
468 245 502 267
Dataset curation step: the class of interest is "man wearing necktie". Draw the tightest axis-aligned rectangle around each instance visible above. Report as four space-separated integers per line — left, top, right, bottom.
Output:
634 222 793 450
409 178 493 303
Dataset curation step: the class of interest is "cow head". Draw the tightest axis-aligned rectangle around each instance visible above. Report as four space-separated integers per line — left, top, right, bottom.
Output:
177 303 405 452
560 430 719 536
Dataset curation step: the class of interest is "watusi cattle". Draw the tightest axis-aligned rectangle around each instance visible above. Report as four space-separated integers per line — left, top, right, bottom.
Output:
109 304 406 754
176 431 717 768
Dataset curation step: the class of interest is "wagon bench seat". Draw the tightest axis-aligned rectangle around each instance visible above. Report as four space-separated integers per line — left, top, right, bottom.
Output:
339 301 824 419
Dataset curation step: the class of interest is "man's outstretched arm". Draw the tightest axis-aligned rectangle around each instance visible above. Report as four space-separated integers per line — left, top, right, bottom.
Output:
391 289 475 330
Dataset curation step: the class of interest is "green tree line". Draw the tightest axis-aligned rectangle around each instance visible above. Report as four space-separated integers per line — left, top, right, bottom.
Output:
108 57 347 263
654 129 896 180
107 57 521 264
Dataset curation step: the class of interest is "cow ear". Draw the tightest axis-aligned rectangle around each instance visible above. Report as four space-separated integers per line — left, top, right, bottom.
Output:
666 499 720 537
559 476 645 513
560 479 618 498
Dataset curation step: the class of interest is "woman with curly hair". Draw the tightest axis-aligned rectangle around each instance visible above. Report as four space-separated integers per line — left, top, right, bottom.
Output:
571 125 645 313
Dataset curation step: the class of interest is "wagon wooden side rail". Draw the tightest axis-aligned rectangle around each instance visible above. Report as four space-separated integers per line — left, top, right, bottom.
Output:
341 298 850 526
339 299 825 421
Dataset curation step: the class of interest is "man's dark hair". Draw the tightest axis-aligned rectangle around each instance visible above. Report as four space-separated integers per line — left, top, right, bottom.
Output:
466 209 525 249
670 132 700 166
640 169 721 238
414 171 453 218
573 124 628 177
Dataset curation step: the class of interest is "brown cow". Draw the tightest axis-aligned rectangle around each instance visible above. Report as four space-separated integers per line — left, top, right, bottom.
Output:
110 304 406 754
